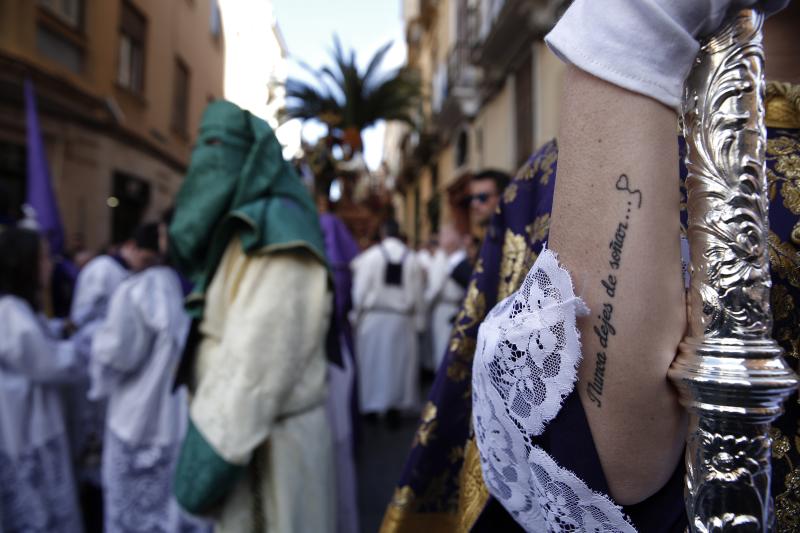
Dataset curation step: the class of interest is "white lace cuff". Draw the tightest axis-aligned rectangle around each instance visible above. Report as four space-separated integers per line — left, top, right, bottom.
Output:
472 247 635 532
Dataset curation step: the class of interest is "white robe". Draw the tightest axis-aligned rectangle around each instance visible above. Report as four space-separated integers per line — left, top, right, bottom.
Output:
425 249 467 370
71 256 129 329
351 237 424 414
326 344 359 533
190 239 336 533
66 255 130 485
90 266 210 533
0 296 85 533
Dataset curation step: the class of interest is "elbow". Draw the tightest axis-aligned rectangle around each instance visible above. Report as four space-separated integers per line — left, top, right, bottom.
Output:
602 407 688 506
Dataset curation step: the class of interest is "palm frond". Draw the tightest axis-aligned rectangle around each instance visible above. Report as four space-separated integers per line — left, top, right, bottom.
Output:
362 41 394 87
280 36 421 150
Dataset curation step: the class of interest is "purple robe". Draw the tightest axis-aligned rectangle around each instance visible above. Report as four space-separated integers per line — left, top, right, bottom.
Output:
320 212 361 533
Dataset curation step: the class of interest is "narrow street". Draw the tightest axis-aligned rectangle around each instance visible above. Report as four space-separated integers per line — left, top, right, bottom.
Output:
356 415 419 532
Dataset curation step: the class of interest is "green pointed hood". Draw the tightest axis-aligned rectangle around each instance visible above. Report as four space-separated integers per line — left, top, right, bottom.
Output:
169 100 327 319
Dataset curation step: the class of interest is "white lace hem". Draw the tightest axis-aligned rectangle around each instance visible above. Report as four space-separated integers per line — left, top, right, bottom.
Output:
472 246 635 532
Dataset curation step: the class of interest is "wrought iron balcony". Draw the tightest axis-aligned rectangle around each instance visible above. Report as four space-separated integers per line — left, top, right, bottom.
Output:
433 40 482 138
472 0 566 84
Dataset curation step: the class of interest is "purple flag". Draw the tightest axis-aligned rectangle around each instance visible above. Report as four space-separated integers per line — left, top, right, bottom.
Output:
25 78 64 255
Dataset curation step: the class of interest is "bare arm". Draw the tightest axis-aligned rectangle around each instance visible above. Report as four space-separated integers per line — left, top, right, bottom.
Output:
548 66 687 505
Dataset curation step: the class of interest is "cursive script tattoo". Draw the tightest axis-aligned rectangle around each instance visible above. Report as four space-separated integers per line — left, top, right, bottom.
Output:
586 175 642 408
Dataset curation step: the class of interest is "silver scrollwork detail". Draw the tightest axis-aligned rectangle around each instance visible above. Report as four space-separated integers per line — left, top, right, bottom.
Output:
682 9 769 341
668 9 798 532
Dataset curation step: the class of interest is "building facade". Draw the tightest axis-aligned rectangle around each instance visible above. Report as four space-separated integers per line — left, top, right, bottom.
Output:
0 0 225 250
219 0 302 159
391 0 568 245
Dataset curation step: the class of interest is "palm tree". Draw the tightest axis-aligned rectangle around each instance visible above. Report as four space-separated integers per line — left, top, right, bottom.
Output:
282 36 421 155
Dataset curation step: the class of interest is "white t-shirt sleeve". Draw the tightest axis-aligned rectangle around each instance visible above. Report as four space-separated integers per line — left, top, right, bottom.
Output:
544 0 788 109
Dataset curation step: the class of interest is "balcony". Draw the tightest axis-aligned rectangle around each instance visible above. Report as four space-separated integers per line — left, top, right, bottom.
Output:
473 0 567 84
396 127 440 192
433 41 482 139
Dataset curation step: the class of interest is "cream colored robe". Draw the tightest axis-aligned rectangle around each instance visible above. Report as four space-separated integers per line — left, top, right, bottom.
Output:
191 238 335 533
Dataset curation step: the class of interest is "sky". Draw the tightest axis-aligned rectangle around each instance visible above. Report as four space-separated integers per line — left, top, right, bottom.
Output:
272 0 407 170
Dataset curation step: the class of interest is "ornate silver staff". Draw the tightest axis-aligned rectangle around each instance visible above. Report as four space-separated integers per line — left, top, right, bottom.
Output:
668 8 799 532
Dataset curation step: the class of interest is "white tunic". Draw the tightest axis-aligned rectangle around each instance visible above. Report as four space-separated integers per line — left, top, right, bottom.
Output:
191 239 335 533
351 237 424 414
71 255 129 330
90 267 209 533
424 249 467 370
67 255 130 484
0 296 85 533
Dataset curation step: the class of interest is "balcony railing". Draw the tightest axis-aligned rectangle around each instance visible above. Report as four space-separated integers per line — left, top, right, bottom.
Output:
432 39 482 137
471 0 567 76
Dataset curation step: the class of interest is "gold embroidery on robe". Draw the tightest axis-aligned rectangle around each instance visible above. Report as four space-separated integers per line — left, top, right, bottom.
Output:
765 122 800 532
380 487 460 533
517 141 557 185
456 437 490 532
772 285 795 322
498 229 535 299
504 183 519 204
766 82 800 129
538 147 557 186
413 402 439 448
446 280 485 383
775 467 800 533
768 231 800 289
527 213 551 245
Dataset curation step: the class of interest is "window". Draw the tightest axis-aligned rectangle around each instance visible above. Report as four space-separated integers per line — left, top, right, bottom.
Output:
36 0 84 72
117 1 146 94
0 142 27 222
38 0 82 30
171 58 191 135
111 172 151 244
455 129 469 168
37 25 83 73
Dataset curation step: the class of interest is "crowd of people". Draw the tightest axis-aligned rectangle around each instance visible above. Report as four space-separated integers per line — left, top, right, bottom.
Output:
2 1 799 532
350 169 509 429
0 91 509 532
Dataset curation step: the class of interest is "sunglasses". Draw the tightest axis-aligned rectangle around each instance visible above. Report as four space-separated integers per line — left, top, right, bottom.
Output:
470 193 496 204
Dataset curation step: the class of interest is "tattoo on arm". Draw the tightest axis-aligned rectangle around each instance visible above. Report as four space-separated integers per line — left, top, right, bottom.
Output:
586 174 642 408
615 174 642 208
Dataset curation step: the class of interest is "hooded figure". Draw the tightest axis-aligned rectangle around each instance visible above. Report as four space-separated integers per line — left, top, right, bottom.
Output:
170 101 335 532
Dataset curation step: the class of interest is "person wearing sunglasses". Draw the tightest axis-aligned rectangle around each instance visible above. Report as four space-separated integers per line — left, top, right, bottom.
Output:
469 170 511 228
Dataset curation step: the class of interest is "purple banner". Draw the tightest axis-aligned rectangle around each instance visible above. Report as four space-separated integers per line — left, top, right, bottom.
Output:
25 78 64 255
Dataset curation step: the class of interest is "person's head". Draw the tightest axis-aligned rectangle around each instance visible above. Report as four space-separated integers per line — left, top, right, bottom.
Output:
0 227 51 310
470 170 511 226
74 248 96 271
119 222 161 272
380 218 401 240
438 223 464 255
